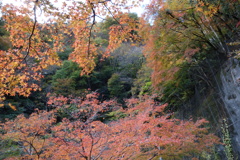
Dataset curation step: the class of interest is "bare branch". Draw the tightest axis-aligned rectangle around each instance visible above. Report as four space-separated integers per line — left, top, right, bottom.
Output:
23 0 38 62
87 2 96 56
97 0 111 3
103 3 124 30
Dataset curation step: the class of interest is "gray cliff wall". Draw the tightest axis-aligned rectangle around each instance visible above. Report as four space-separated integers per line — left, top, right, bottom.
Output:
219 58 240 157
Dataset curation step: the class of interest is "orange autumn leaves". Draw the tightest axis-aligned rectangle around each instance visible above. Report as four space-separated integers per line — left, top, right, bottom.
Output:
0 0 142 104
1 110 56 159
0 2 61 103
1 93 219 159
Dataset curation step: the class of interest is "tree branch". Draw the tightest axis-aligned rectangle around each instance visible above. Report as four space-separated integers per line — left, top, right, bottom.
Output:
23 0 38 62
87 2 96 57
103 3 124 30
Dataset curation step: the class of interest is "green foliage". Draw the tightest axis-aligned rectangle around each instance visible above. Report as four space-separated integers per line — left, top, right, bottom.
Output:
96 16 119 46
56 104 79 121
161 63 195 109
222 119 234 160
0 139 21 159
51 60 88 96
106 43 144 99
0 18 8 36
0 18 10 51
132 65 152 96
119 59 143 78
107 73 124 98
100 16 119 31
52 60 81 81
52 78 79 96
128 13 138 20
94 37 108 46
0 36 10 51
0 104 25 122
160 47 225 111
57 47 73 60
89 59 114 92
105 110 127 121
51 58 116 97
140 82 152 95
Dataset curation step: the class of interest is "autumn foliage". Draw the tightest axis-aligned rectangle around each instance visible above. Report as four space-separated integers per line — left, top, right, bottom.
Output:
140 0 240 89
1 93 219 159
1 0 239 105
2 0 237 159
0 0 143 104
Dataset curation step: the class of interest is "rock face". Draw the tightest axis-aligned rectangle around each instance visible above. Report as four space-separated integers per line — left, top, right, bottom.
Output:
219 58 240 156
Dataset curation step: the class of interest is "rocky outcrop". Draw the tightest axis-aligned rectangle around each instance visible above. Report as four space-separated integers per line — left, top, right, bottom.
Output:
219 58 240 156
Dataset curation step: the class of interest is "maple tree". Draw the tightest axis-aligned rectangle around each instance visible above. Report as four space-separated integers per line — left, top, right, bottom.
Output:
1 110 56 159
106 96 220 159
1 93 119 159
1 93 220 159
0 0 142 106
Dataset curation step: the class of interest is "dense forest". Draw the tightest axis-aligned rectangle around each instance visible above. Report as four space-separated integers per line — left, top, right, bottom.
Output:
0 0 240 159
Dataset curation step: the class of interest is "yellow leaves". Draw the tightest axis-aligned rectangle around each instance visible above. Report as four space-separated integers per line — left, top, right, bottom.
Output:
69 46 98 75
195 0 219 17
8 103 17 111
175 58 184 65
196 6 204 13
166 0 191 11
227 41 240 46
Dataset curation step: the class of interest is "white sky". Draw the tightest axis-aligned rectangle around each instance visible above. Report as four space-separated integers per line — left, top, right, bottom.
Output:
1 0 150 18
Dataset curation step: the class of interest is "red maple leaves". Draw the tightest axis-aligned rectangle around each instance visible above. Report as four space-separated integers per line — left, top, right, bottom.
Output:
1 94 219 159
